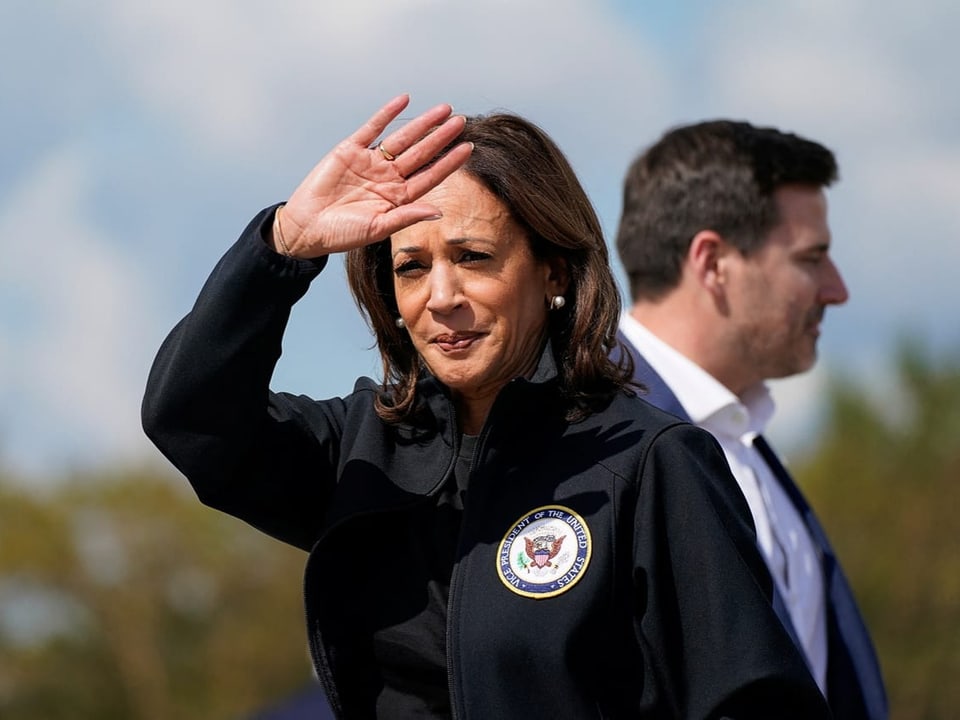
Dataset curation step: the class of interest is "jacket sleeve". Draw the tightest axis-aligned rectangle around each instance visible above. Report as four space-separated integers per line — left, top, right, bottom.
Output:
141 206 346 551
633 423 832 719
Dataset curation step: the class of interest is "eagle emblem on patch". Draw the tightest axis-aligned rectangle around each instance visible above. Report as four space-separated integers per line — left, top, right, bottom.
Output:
496 505 592 599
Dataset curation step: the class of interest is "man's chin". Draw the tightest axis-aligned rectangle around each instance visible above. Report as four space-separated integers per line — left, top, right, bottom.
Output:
791 352 819 377
768 351 818 381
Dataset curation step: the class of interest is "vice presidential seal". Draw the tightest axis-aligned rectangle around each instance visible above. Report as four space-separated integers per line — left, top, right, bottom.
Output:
496 505 592 599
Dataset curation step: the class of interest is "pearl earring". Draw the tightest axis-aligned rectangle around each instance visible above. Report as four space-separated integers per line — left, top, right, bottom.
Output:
395 317 405 329
550 295 566 310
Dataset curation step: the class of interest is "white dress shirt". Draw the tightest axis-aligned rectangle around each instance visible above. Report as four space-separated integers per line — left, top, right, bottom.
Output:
620 314 828 693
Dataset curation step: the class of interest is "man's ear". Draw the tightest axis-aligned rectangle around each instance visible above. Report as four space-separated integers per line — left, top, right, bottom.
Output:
688 230 729 295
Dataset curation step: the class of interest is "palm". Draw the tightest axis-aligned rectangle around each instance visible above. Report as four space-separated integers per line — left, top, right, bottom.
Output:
279 95 471 258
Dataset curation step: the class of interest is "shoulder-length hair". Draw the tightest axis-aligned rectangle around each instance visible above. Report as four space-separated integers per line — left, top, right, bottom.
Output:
346 112 633 424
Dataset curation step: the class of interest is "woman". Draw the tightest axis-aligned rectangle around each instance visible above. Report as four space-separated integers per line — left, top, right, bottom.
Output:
142 95 829 719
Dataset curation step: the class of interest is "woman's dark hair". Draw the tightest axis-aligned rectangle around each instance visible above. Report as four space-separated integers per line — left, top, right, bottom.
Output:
346 113 632 423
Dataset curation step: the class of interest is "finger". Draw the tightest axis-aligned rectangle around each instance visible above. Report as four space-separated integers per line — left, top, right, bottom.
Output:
393 114 467 177
372 202 450 239
351 94 411 148
376 102 456 159
404 141 474 200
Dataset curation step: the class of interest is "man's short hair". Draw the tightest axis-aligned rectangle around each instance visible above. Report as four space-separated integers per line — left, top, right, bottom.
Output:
616 120 838 301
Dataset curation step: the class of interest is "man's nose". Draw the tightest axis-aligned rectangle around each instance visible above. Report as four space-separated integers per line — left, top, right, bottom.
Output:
821 258 849 305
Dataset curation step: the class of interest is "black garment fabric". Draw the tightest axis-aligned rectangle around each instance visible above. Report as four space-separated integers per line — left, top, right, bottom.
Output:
142 207 832 719
615 330 888 720
372 435 474 719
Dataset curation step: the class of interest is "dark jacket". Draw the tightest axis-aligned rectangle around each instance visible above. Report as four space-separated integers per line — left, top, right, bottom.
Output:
616 332 888 720
142 208 831 719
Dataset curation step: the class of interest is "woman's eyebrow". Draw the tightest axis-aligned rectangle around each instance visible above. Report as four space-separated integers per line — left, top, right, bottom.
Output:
393 237 496 257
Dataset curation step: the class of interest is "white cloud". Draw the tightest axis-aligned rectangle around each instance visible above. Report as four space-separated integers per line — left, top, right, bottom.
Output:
0 145 155 476
81 0 668 163
833 145 960 360
705 1 960 147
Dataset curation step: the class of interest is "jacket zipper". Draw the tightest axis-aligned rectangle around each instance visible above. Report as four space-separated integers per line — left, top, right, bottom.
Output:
445 401 498 720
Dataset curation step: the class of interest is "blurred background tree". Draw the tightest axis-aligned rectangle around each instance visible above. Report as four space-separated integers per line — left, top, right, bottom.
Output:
0 341 957 718
795 341 960 720
0 468 314 719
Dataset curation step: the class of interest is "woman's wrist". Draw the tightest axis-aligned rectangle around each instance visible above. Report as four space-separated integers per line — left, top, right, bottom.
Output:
271 205 294 257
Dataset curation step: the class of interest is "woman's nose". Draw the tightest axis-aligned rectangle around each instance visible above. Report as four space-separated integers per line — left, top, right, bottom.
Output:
425 263 462 314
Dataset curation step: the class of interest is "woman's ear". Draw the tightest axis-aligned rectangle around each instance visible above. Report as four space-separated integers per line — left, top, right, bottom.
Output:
544 256 570 298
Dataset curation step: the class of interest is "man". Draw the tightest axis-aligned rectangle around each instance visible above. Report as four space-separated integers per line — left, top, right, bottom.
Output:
615 120 887 719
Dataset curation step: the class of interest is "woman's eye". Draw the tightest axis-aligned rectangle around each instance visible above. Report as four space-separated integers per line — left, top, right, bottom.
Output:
459 250 491 263
394 260 425 276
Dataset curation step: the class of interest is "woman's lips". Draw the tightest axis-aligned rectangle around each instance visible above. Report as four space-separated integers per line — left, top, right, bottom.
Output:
433 332 483 351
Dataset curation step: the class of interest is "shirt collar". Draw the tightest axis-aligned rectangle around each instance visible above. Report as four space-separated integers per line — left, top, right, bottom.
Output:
618 312 775 440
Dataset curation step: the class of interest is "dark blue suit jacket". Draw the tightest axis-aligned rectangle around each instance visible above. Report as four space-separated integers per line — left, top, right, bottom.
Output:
616 331 889 720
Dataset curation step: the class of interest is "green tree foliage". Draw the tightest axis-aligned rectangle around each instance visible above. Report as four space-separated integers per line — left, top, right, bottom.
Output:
796 342 960 720
0 468 315 720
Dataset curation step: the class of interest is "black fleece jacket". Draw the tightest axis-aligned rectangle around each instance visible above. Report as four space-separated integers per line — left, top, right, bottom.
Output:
142 207 831 719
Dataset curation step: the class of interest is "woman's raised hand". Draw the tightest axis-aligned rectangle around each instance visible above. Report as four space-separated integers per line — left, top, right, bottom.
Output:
273 95 472 258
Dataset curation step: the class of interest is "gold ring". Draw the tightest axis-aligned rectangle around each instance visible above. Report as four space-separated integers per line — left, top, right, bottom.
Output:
378 142 397 161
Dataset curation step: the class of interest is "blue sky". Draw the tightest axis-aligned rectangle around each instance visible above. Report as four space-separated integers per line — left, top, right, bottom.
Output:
2 0 958 479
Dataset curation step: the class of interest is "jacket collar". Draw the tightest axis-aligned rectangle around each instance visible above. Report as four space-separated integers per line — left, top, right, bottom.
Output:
413 338 561 430
314 341 564 547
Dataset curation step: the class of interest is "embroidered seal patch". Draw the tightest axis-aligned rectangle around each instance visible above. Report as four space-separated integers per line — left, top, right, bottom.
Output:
496 505 592 599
